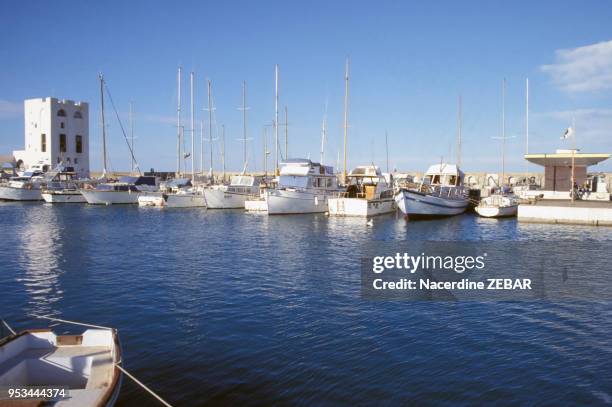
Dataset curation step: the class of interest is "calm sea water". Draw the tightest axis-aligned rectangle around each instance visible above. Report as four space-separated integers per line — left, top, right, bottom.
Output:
1 202 612 406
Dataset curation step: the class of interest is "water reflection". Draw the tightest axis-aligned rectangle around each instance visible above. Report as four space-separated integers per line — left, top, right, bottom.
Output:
16 206 64 317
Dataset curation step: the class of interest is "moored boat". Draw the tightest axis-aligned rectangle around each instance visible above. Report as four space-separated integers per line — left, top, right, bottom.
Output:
204 175 262 209
139 179 206 208
0 170 45 201
475 194 518 218
266 159 339 215
81 176 157 205
395 163 469 218
41 169 88 203
0 320 122 406
328 165 395 217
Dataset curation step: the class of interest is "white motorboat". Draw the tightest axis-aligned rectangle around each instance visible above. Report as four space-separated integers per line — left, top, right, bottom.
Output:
266 159 339 215
81 175 157 205
139 178 206 208
475 193 518 218
0 170 45 201
0 323 122 406
328 165 395 217
395 163 469 218
204 175 263 209
42 170 88 203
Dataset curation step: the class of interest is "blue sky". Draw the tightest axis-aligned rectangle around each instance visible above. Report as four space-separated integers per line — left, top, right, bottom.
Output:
1 0 611 173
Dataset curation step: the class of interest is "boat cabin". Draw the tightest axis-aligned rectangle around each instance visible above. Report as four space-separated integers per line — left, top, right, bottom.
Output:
344 165 393 200
278 159 336 190
421 164 464 187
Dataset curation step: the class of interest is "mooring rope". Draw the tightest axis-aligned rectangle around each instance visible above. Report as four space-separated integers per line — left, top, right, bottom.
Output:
115 364 173 407
1 319 16 336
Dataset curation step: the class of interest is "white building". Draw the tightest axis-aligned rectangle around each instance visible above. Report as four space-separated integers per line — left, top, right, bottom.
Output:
13 97 89 177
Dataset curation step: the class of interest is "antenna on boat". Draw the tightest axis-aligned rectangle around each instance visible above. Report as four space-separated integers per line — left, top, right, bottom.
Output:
99 73 108 178
176 66 182 176
190 71 195 183
385 130 389 174
320 103 328 165
274 64 280 175
343 57 350 181
456 95 462 168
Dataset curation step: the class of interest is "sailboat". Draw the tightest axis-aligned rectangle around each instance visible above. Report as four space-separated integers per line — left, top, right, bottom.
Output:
138 68 206 208
82 74 158 205
203 81 263 208
475 79 518 218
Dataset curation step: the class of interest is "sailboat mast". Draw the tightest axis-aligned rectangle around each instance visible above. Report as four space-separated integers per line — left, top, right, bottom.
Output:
343 58 350 180
176 66 182 176
222 124 226 181
502 78 506 187
274 64 279 174
200 119 203 173
242 81 247 170
99 73 108 176
129 101 134 174
263 127 268 177
456 95 462 168
190 71 195 181
208 79 213 180
320 113 327 165
525 78 529 181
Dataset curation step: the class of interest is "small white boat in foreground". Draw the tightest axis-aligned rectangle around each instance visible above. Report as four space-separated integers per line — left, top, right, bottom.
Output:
475 194 518 218
0 322 121 406
328 165 395 217
139 179 206 208
395 163 469 218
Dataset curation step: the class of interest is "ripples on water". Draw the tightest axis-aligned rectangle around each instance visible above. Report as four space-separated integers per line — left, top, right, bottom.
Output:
1 203 611 406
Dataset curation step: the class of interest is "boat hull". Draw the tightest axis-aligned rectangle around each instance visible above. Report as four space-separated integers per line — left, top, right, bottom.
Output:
81 190 140 205
266 190 330 215
137 193 165 207
42 191 86 203
165 193 207 208
395 189 468 217
203 188 250 209
0 186 42 201
475 204 518 218
245 198 268 212
328 197 395 217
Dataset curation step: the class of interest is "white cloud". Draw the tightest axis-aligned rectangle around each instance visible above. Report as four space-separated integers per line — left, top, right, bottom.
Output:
0 100 23 120
541 40 612 92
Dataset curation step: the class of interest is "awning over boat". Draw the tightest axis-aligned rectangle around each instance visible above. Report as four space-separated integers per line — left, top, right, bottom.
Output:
524 151 610 167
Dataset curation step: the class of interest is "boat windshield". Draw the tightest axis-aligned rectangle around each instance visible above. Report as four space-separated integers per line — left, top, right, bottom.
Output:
278 175 308 189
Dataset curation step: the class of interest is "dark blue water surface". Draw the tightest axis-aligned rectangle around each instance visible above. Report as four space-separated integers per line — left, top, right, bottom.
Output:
1 202 612 406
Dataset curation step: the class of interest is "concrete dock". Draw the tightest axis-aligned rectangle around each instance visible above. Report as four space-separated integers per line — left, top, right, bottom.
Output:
518 200 612 226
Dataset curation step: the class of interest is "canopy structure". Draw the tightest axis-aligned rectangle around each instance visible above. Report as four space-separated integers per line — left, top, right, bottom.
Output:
524 150 610 192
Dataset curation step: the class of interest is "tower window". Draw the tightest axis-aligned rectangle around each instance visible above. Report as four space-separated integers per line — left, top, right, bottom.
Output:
41 134 46 152
59 134 67 153
57 109 66 117
75 135 83 153
73 111 82 119
60 122 64 129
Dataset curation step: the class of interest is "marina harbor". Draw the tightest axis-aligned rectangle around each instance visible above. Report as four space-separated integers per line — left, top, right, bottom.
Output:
2 2 612 406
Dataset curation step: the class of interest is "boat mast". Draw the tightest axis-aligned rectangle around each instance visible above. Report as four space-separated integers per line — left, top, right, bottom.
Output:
343 58 350 181
456 95 462 168
263 127 268 177
274 64 279 174
129 101 134 174
200 119 204 174
190 71 195 182
208 79 213 181
285 105 288 159
176 66 182 176
502 78 506 187
99 73 108 177
241 81 248 171
525 78 529 182
222 124 226 181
